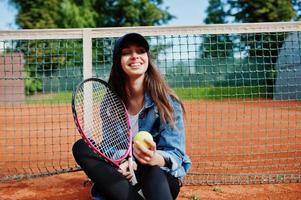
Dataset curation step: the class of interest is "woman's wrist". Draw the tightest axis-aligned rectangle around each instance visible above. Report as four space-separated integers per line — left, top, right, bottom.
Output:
153 151 165 167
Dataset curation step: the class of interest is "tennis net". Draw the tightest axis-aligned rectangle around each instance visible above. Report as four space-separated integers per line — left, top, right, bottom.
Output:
0 22 301 184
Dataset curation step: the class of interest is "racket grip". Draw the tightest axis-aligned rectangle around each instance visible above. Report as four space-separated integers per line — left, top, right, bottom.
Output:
128 158 137 185
128 158 145 199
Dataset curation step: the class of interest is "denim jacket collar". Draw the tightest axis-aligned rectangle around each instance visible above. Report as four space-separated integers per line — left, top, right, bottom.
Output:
144 92 154 109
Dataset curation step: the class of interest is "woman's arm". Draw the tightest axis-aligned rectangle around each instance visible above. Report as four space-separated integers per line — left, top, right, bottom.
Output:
133 97 191 178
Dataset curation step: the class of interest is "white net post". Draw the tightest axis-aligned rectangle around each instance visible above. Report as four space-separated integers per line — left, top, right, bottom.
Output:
83 29 93 133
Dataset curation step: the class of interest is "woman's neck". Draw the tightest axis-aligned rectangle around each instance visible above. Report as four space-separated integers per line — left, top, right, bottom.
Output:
126 77 145 115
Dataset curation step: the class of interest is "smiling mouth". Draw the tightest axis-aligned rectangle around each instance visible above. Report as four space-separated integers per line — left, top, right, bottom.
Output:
129 63 142 67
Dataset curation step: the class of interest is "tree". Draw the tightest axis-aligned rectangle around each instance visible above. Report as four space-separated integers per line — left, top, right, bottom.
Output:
227 0 295 23
226 0 296 96
59 0 97 28
9 0 174 29
8 0 174 94
202 0 233 58
195 0 234 88
93 0 173 27
201 0 297 97
9 0 61 28
204 0 227 24
292 0 301 20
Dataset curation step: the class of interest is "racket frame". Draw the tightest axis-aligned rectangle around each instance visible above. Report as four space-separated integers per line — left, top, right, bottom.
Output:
72 78 133 168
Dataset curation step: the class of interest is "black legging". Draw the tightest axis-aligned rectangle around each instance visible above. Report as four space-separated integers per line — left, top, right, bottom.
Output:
72 139 181 200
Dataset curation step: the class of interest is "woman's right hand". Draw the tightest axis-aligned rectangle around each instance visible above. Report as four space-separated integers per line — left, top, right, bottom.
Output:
118 161 137 183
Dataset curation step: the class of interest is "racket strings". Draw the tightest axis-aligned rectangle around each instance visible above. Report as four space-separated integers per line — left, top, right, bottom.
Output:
75 80 130 160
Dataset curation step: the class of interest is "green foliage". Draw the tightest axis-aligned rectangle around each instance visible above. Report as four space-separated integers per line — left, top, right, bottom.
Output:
16 39 83 94
205 0 227 24
212 187 223 193
228 0 295 94
227 0 295 23
203 0 233 58
24 76 42 95
9 0 174 29
10 0 62 29
199 34 234 58
292 0 301 20
96 0 174 27
59 0 97 28
205 0 300 23
8 0 174 95
183 193 202 200
276 174 285 181
24 85 268 104
202 1 296 96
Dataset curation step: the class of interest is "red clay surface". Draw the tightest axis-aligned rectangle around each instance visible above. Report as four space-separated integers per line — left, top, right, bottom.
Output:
0 171 300 200
1 99 301 199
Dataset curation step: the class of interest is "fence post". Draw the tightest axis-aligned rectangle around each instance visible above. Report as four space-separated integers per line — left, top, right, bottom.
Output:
83 28 92 80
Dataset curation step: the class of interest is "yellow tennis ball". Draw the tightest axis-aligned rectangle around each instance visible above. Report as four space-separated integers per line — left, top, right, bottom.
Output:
134 131 153 149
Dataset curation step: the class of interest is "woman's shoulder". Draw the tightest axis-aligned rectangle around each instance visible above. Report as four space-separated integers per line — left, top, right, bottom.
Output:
167 95 184 113
144 92 182 110
168 94 182 104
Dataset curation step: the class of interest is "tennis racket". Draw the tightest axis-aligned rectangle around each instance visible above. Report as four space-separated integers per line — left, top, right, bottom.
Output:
72 78 143 197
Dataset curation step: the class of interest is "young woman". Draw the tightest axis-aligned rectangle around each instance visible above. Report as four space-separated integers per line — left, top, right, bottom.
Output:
72 32 191 200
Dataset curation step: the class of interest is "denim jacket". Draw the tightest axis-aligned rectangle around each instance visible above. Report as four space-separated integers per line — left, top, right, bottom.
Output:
137 93 191 180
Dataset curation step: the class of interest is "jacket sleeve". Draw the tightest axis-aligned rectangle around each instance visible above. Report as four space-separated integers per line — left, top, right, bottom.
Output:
155 97 191 179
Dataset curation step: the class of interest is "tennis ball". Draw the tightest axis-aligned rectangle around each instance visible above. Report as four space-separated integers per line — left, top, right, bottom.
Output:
134 131 153 149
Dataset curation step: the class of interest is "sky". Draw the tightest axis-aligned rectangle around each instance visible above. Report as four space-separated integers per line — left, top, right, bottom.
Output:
0 0 208 30
164 0 208 26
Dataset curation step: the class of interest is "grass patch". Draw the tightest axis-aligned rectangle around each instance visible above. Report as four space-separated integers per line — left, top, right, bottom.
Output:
183 193 202 200
175 85 268 100
25 92 72 104
212 187 223 193
276 175 285 181
24 85 269 104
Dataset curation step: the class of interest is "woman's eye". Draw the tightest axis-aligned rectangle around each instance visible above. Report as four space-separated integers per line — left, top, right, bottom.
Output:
121 48 146 56
121 50 131 55
136 49 146 54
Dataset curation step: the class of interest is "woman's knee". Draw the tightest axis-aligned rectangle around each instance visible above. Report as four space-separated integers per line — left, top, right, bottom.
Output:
138 165 180 199
138 165 165 182
72 139 87 162
144 165 163 176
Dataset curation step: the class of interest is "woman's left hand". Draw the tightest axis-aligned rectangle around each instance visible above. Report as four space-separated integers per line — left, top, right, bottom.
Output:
133 139 165 167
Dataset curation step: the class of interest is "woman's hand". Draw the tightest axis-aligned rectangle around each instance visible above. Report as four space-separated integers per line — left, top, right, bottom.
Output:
133 139 165 167
117 161 137 183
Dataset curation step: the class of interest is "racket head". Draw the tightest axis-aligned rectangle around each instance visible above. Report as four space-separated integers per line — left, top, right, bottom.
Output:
72 78 133 167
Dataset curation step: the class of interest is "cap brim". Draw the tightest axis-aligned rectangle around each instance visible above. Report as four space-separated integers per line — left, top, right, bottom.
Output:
117 33 149 51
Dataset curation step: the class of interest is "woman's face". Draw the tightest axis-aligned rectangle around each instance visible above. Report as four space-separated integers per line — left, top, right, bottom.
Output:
120 44 149 80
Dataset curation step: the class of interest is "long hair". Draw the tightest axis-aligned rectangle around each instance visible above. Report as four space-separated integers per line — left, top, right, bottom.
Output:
108 51 185 127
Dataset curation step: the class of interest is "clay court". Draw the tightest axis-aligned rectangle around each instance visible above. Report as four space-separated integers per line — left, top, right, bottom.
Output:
0 99 301 199
0 171 301 200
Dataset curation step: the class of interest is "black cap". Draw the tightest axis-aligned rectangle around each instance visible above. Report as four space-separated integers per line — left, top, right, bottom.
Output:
115 32 149 51
113 33 149 63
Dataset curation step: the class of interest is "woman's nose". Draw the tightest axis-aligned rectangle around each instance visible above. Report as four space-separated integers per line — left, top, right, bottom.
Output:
130 51 139 59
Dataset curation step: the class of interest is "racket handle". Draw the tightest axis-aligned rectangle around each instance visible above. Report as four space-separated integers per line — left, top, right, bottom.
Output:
128 158 145 199
128 158 138 185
